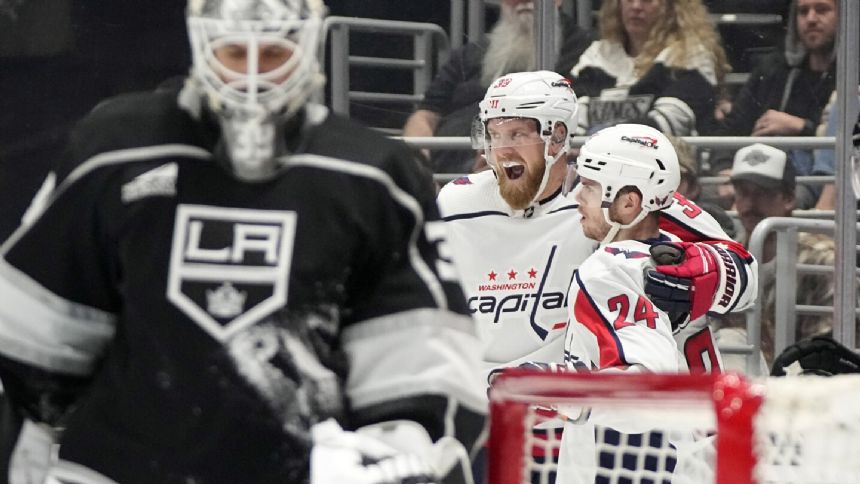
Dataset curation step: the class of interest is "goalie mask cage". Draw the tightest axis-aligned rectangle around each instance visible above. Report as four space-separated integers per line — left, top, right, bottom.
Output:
488 371 860 484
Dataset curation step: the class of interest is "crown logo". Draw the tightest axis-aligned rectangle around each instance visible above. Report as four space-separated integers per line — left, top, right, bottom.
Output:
742 149 769 165
206 282 247 318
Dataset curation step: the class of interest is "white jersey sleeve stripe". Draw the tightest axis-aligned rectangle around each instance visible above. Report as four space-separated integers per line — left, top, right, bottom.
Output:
0 259 116 375
342 308 486 414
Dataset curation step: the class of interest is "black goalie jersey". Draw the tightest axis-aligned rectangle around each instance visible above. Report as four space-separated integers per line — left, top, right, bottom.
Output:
0 86 485 483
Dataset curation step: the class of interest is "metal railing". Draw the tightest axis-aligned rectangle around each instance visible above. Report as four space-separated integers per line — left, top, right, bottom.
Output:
321 16 450 120
738 218 860 375
399 135 838 151
394 135 839 184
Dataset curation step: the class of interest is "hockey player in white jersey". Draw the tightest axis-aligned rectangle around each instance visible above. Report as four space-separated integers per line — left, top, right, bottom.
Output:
556 123 733 483
438 71 756 482
440 71 755 380
0 1 485 483
564 124 690 375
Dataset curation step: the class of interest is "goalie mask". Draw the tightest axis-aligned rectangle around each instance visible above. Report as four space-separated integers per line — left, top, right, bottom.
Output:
575 124 680 244
185 0 326 181
473 71 578 208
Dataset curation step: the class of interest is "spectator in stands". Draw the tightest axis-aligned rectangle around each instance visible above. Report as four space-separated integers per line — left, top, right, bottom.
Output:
812 87 860 209
709 0 838 209
569 0 730 136
401 0 592 174
713 143 797 364
730 143 797 254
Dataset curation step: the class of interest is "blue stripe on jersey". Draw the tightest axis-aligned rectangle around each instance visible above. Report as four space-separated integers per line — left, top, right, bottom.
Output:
547 204 579 215
442 210 509 221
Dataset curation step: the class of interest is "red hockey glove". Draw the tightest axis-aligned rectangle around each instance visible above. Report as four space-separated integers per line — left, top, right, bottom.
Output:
645 242 720 322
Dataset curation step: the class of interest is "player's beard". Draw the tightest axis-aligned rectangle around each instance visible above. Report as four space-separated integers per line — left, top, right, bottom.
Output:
497 159 546 210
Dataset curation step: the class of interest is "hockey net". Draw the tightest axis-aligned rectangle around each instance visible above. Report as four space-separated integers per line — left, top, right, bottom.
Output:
488 370 860 484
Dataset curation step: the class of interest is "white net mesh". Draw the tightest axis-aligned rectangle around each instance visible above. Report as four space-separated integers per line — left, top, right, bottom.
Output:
488 371 860 484
753 376 860 484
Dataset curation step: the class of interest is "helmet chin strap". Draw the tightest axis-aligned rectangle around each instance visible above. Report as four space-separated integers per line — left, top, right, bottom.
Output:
599 206 648 246
529 143 567 205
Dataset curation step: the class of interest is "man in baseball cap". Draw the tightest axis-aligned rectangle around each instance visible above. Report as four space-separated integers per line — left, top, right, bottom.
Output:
731 143 797 259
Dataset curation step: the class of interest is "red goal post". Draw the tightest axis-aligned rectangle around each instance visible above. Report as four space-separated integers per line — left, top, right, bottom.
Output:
488 370 860 484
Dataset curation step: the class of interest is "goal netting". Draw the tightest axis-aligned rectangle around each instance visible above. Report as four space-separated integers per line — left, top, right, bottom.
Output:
488 370 860 484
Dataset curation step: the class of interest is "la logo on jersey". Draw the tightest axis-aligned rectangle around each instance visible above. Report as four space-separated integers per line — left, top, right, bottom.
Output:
167 204 297 342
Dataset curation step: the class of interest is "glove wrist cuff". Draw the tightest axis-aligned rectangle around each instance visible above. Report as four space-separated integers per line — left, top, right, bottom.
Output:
706 244 744 315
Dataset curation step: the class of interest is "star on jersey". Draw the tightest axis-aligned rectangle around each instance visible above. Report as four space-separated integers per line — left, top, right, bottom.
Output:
486 268 539 280
468 246 567 340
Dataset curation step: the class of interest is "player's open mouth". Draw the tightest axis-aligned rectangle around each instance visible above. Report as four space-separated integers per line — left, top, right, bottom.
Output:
502 162 525 180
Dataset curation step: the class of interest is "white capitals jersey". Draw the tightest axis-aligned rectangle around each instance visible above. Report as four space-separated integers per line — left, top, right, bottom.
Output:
438 170 753 382
565 238 689 373
559 238 720 484
438 171 596 382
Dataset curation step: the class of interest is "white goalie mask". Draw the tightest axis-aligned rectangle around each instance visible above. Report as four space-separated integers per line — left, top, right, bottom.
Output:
575 124 680 244
473 71 579 204
186 0 326 181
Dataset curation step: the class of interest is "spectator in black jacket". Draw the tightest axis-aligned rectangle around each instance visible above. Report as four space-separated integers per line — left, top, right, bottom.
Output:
708 0 838 208
712 0 836 139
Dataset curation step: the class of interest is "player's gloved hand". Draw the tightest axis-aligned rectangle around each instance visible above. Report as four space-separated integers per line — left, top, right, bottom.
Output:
645 242 720 323
771 336 860 376
9 419 58 484
310 419 473 484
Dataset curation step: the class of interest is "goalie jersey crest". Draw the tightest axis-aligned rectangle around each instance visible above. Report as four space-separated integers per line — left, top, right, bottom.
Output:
167 204 297 342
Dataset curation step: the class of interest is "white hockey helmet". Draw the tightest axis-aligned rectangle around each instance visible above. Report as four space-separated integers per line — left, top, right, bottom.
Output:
576 124 680 242
475 71 579 199
185 0 326 180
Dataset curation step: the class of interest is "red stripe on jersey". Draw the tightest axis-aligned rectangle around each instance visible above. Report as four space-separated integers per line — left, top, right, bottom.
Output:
573 290 625 368
552 321 567 330
659 215 704 243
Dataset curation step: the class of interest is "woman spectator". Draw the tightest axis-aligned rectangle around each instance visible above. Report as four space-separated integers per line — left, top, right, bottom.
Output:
570 0 730 136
